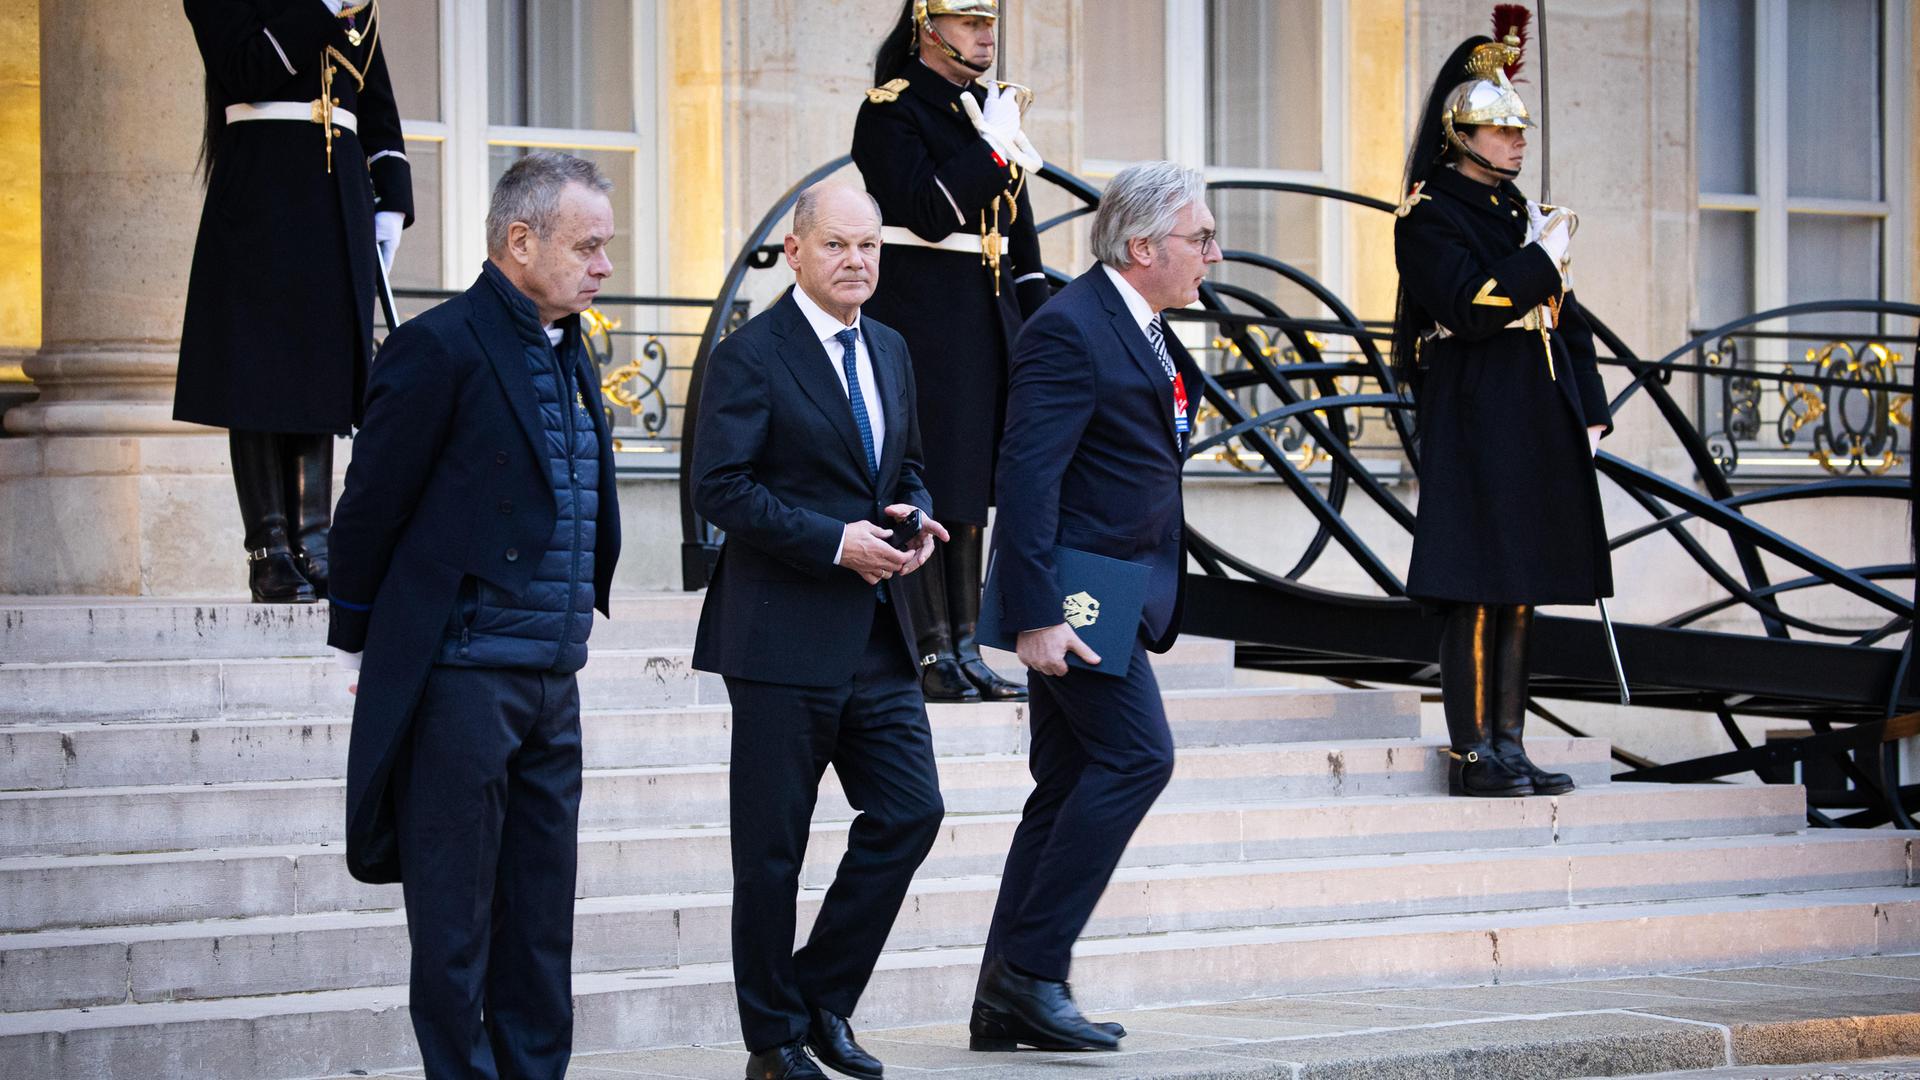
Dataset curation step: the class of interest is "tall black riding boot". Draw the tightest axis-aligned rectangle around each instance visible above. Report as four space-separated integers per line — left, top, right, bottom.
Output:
947 523 1027 701
283 433 333 599
1488 605 1575 795
1439 603 1531 797
903 545 980 701
229 430 315 604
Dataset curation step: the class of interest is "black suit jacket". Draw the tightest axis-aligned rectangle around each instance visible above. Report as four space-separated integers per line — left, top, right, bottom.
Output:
690 290 932 687
993 265 1200 652
326 270 622 884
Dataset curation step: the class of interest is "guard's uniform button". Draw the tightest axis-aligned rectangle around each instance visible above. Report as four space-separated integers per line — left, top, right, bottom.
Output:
504 548 519 562
499 500 513 514
496 452 508 465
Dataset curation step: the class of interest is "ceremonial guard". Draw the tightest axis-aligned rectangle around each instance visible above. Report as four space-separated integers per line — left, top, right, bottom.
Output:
852 0 1049 701
177 0 412 602
1391 8 1612 798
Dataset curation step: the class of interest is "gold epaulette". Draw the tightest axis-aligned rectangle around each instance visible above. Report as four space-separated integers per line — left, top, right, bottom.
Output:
866 78 910 104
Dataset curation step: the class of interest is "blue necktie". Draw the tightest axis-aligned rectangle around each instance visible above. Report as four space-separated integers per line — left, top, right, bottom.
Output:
836 327 878 480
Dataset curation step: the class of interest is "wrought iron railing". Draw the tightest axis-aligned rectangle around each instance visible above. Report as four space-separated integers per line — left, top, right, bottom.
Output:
1691 326 1912 479
680 162 1920 827
388 286 747 471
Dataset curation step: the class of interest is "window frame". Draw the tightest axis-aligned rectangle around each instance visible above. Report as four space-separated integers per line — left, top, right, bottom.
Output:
1697 0 1910 325
1080 0 1352 306
399 0 666 295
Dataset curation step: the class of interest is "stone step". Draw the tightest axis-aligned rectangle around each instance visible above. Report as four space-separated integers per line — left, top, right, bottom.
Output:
4 830 1899 1011
0 592 705 663
0 686 1420 790
0 737 1612 858
0 783 1803 932
5 886 1915 1080
0 636 1241 722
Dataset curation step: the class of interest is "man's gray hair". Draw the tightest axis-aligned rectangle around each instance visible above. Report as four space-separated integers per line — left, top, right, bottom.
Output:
1090 161 1208 270
791 182 883 238
485 151 614 256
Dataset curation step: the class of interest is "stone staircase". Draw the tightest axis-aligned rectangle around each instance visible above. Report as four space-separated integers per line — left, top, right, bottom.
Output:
0 594 1914 1079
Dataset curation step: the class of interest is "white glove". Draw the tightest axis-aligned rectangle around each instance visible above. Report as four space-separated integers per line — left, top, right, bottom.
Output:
960 88 1044 172
318 0 348 15
374 210 404 272
1534 207 1574 266
980 83 1022 130
1525 200 1547 245
332 646 363 672
1587 425 1604 457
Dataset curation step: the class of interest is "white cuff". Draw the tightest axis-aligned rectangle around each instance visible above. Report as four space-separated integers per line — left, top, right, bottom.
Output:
332 646 363 672
832 534 846 567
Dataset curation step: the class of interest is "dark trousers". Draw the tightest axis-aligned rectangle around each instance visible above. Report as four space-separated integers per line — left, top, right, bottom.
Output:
395 665 583 1080
981 635 1175 983
724 605 945 1052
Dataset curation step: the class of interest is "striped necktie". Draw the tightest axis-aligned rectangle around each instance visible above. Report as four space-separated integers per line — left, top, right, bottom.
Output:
1143 316 1184 454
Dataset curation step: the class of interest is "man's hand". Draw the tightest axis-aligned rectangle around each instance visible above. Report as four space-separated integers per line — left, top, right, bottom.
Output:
1016 622 1101 677
839 520 911 585
1587 425 1604 457
888 504 950 575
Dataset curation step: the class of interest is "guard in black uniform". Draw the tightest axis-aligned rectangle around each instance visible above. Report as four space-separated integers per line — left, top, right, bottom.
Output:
1391 16 1613 798
177 0 412 603
853 0 1049 702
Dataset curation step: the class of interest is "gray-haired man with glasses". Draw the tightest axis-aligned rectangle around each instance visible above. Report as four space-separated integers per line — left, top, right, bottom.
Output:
970 161 1221 1052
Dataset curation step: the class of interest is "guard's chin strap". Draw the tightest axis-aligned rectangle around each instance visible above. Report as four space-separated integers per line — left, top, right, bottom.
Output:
1457 143 1520 180
920 23 992 73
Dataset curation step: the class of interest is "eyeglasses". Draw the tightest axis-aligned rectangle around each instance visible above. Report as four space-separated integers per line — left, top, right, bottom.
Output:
1169 229 1219 253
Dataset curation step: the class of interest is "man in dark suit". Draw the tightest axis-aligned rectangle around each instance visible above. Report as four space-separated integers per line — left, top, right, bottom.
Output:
971 161 1219 1052
327 151 622 1079
690 181 951 1080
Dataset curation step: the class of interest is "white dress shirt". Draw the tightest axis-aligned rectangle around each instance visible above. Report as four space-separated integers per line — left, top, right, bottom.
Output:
792 285 892 567
1101 262 1159 337
791 284 887 452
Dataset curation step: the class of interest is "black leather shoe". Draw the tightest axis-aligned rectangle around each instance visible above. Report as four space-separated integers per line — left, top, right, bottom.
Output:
247 548 316 604
1447 748 1534 798
920 658 981 702
745 1041 827 1080
969 1003 1125 1051
1495 749 1575 796
958 656 1028 701
804 1008 882 1079
975 958 1119 1051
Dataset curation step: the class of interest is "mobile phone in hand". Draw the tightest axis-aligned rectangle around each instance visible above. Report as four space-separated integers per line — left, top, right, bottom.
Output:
886 508 922 551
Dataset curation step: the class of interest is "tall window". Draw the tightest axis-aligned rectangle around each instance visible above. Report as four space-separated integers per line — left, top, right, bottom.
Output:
1079 0 1345 317
380 0 660 295
1694 0 1910 476
1696 0 1903 333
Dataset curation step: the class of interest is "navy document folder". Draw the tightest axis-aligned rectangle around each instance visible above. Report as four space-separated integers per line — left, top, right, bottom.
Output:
976 546 1151 678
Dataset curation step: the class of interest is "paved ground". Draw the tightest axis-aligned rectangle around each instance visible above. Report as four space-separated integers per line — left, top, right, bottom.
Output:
322 955 1920 1079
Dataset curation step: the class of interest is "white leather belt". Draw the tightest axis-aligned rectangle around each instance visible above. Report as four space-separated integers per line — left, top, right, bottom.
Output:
225 101 358 133
881 225 982 254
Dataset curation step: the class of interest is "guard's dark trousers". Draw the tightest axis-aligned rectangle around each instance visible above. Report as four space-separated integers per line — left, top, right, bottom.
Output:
726 606 945 1051
981 636 1175 981
395 665 582 1080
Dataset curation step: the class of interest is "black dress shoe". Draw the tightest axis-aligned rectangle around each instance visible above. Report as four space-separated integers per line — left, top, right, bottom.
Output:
969 1003 1125 1051
920 658 981 702
745 1041 826 1080
958 657 1028 701
975 958 1119 1051
805 1007 883 1079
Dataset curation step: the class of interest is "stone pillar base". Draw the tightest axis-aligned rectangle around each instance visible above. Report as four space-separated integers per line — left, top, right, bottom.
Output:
0 433 345 597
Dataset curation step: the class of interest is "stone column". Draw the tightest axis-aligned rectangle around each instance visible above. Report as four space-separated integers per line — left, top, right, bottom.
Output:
0 0 251 595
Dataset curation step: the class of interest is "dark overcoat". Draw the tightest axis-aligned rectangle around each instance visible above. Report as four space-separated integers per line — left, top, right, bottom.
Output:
851 60 1050 524
689 290 933 687
176 0 413 434
326 272 621 884
1395 165 1614 605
